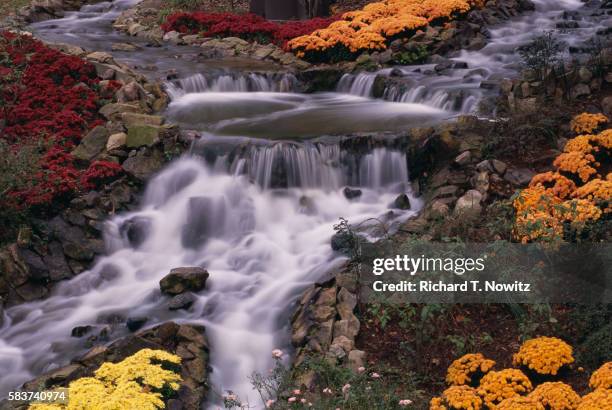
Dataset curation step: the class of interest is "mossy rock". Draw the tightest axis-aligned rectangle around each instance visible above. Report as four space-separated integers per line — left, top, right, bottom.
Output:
126 125 162 148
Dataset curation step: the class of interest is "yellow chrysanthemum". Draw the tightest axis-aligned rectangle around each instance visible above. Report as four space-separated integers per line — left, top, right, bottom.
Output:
497 396 545 410
577 388 612 410
589 362 612 390
430 385 483 410
570 113 608 134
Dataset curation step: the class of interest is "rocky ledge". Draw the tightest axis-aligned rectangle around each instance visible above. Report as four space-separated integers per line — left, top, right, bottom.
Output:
0 322 209 410
0 44 185 309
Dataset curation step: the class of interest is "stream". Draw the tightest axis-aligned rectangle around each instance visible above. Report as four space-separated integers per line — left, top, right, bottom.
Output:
0 0 608 407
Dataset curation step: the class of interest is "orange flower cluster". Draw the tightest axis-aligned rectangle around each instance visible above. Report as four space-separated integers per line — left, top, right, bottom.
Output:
430 385 483 410
589 362 612 390
569 113 608 134
446 353 496 387
513 337 574 376
477 369 533 408
577 389 612 410
431 338 611 410
288 0 484 60
513 118 610 243
529 382 581 410
497 396 545 410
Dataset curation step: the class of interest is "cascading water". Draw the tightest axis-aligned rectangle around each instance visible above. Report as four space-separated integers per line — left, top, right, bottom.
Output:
2 0 609 407
0 141 420 407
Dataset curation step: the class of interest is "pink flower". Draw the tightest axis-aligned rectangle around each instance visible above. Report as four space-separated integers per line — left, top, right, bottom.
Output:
342 384 351 394
293 389 301 395
266 399 275 408
300 398 307 403
357 366 366 373
272 349 283 358
371 372 381 379
288 397 297 403
323 388 333 395
399 399 413 407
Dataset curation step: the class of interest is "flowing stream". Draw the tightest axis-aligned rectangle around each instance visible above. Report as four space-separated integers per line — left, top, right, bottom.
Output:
0 0 609 407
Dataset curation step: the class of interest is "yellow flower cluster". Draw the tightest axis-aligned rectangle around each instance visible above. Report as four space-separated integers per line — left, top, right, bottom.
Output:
577 389 612 410
28 349 182 410
513 117 610 242
288 0 484 58
446 353 496 387
512 337 574 376
430 385 483 410
477 369 533 408
589 362 612 390
497 396 545 410
570 113 609 134
529 382 581 410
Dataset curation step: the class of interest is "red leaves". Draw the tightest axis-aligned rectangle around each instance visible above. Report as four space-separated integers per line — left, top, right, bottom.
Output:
0 31 122 212
161 11 338 49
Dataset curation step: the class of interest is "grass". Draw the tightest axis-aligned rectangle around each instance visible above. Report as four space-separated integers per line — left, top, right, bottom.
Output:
0 0 29 17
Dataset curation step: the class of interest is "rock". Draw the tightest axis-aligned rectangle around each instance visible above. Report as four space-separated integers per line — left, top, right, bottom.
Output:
86 51 114 64
117 81 145 102
602 96 612 116
168 293 196 310
454 190 483 218
163 30 181 43
160 267 209 295
454 150 472 166
182 34 201 45
119 216 151 248
578 67 592 83
371 75 386 98
504 167 535 186
472 171 490 195
429 200 450 219
572 83 590 98
126 125 162 148
126 316 148 332
71 325 93 337
106 132 127 151
392 194 411 210
49 42 85 56
515 97 537 113
127 23 146 36
43 241 71 281
433 185 459 199
252 44 276 60
121 113 164 127
491 159 507 175
99 102 140 119
348 350 366 372
72 126 110 161
122 148 164 180
333 316 360 340
111 42 139 52
336 288 357 321
330 231 355 254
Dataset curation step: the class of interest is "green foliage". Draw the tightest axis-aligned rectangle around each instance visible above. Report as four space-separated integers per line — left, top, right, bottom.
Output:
518 30 564 80
168 0 202 9
0 140 44 243
249 357 422 409
391 45 428 65
578 323 612 368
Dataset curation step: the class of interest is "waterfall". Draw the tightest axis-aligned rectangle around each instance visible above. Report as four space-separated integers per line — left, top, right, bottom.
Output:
0 145 421 407
165 73 299 99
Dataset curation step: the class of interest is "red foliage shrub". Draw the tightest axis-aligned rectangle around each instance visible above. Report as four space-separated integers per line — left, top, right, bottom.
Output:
161 12 338 49
0 31 122 212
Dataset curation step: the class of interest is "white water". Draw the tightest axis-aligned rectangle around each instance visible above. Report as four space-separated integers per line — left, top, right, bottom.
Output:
3 0 609 407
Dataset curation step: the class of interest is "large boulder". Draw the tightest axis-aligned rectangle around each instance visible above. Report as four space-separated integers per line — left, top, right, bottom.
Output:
160 267 209 295
126 125 162 148
122 148 164 180
454 189 483 219
72 126 110 161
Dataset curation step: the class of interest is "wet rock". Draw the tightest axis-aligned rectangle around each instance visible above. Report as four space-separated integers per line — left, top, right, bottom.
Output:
17 248 49 281
392 194 411 210
160 267 209 295
71 325 93 338
43 241 72 281
163 30 181 43
330 231 356 254
454 189 483 218
72 126 110 161
371 75 387 98
122 148 164 180
119 216 151 248
181 196 226 249
168 293 196 311
122 113 164 127
106 132 127 151
126 316 148 332
127 23 146 36
111 42 139 52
